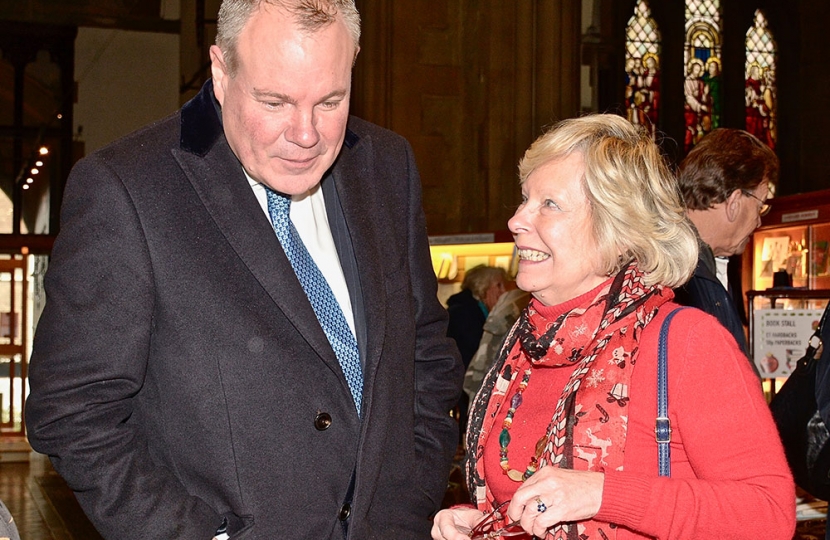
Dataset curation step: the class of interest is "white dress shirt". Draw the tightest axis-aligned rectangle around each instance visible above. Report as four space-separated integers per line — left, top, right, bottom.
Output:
247 173 356 337
715 256 730 291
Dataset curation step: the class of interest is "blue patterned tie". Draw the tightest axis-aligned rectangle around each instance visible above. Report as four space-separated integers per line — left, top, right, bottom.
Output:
266 188 363 415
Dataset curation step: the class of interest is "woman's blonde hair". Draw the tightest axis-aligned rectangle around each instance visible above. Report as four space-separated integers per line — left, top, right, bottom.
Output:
518 114 698 288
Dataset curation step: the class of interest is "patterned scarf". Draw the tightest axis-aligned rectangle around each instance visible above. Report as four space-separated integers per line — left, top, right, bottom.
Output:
465 262 671 540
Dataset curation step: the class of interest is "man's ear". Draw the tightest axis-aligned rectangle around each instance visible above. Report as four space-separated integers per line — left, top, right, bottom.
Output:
209 45 227 105
724 189 743 223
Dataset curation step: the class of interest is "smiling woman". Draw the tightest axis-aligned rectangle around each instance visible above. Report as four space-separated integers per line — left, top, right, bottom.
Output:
509 153 605 307
431 114 796 540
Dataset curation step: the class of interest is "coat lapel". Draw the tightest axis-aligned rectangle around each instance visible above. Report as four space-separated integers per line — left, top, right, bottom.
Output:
329 135 388 408
172 82 341 376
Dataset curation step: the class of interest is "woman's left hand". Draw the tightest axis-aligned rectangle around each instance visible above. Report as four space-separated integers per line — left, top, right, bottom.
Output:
506 467 605 538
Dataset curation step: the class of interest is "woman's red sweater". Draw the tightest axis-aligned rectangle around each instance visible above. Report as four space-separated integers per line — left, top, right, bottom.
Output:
480 296 795 539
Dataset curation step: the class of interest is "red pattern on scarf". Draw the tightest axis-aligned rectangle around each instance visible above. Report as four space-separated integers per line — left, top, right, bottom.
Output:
465 263 672 540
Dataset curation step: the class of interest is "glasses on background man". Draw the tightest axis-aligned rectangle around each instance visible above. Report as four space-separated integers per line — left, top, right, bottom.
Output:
742 189 772 217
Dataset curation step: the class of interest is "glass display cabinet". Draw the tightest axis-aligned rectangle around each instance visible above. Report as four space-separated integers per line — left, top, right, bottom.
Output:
744 189 830 296
428 231 516 306
743 189 830 396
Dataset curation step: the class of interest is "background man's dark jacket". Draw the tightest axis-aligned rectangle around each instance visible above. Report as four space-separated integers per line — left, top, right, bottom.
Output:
674 243 760 377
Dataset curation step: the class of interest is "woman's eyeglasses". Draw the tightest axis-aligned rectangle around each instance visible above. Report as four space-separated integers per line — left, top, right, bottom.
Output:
460 501 525 539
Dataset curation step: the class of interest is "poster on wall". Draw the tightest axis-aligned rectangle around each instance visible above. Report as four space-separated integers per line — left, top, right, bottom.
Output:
752 309 823 378
759 236 790 277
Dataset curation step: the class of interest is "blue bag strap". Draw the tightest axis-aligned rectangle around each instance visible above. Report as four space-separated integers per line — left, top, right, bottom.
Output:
657 307 690 477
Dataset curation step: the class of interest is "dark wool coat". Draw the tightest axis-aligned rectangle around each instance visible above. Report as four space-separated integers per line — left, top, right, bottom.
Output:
674 243 760 378
446 288 487 368
25 81 462 540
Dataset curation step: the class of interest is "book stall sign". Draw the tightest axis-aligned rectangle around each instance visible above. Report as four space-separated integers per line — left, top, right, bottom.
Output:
753 309 823 378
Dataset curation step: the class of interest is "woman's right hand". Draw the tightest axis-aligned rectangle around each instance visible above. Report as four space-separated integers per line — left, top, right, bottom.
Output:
431 507 485 540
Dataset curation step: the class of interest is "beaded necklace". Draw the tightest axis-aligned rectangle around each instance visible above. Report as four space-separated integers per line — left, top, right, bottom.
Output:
498 367 549 482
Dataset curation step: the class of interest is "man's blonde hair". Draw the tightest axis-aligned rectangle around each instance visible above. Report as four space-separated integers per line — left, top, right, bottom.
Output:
216 0 360 76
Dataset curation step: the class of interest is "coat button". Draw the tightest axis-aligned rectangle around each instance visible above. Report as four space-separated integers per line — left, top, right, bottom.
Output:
338 503 351 521
314 412 332 431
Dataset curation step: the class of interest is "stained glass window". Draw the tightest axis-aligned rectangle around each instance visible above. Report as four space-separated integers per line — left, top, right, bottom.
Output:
684 0 722 152
624 0 661 138
745 10 777 149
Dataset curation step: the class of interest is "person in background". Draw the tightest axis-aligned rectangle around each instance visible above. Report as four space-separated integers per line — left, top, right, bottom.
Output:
24 1 462 539
447 265 508 369
463 288 531 403
432 114 794 540
675 128 779 377
447 265 507 439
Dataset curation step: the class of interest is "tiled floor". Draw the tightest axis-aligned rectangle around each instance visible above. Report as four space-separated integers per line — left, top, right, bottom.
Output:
0 434 103 540
2 452 74 540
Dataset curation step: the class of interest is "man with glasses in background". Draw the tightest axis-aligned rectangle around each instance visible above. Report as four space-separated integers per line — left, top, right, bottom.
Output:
675 128 779 377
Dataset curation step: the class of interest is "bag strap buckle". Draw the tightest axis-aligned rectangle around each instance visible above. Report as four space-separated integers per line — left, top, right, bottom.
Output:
655 416 671 444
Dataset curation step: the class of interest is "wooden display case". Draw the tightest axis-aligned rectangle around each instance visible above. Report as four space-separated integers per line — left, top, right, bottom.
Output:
428 231 515 306
743 189 830 395
744 189 830 295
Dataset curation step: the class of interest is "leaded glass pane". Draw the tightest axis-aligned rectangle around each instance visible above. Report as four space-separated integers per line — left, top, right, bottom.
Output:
685 0 719 20
746 10 777 150
684 0 722 152
625 0 661 139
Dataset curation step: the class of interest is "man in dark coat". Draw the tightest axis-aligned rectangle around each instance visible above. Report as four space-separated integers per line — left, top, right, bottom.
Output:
675 128 779 378
24 1 462 539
